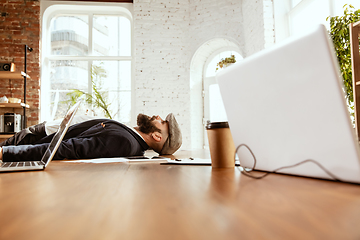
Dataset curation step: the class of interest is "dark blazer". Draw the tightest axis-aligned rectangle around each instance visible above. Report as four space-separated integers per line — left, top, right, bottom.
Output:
2 119 149 162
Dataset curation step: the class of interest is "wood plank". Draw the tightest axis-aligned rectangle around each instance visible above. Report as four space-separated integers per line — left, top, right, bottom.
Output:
353 21 360 28
60 0 132 2
0 134 13 143
0 134 14 137
350 22 360 138
0 150 360 240
0 103 30 108
0 71 30 80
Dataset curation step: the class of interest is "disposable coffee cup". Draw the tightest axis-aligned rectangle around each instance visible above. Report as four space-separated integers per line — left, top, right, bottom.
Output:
206 122 235 168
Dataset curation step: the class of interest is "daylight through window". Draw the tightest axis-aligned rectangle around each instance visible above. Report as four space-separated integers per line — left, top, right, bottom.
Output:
41 4 132 125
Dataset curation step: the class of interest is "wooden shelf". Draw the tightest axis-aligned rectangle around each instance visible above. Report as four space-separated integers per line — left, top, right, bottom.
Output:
0 71 30 80
350 21 360 139
0 133 14 138
0 103 30 108
354 21 360 28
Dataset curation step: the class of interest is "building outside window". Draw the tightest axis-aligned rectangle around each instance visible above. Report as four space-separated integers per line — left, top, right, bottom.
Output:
41 3 133 125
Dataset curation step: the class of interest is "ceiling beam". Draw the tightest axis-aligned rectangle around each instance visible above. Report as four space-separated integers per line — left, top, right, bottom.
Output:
59 0 133 2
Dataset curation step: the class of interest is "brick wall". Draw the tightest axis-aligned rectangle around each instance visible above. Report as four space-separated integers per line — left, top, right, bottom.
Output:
0 0 40 127
243 0 266 56
263 0 275 48
188 0 244 56
133 0 191 147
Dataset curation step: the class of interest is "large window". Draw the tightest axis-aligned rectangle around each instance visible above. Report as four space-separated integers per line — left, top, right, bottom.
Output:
41 3 133 124
274 0 360 42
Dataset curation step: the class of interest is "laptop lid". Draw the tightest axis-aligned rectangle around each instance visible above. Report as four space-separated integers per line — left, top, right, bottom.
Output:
217 25 360 183
41 101 81 167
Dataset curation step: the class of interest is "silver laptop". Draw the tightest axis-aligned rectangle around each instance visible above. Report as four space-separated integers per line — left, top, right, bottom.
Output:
217 24 360 184
0 101 81 172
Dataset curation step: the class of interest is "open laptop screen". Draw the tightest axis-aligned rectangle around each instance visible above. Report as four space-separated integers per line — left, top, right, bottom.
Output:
40 101 81 166
216 25 360 183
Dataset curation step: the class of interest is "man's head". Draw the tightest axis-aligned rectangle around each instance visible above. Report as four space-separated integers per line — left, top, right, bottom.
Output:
137 114 163 134
136 113 182 155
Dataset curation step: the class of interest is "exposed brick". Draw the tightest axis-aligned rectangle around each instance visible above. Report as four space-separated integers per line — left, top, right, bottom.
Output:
0 0 40 127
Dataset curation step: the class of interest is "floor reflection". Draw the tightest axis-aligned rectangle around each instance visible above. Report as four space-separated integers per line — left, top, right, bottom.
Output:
209 168 239 201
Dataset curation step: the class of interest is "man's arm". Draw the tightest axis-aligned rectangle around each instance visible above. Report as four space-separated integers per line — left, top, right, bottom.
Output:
2 144 49 162
1 121 145 161
1 135 133 161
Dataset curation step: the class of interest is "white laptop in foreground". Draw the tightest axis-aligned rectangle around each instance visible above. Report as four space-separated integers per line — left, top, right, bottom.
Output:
0 101 81 173
217 25 360 184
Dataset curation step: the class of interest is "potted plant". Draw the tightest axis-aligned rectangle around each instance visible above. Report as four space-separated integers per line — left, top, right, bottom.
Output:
327 4 360 116
65 64 113 119
216 55 236 71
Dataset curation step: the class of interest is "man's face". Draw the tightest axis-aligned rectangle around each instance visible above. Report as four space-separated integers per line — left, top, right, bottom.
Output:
137 114 169 136
151 115 169 136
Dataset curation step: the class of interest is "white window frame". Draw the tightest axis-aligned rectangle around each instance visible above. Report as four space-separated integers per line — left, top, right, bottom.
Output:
40 1 134 123
274 0 337 42
274 0 360 43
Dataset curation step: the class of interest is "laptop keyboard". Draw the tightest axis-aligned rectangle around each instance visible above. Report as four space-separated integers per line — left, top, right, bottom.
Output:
1 161 41 168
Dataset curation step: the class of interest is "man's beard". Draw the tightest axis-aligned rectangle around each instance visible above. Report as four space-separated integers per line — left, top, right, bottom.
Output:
137 114 161 134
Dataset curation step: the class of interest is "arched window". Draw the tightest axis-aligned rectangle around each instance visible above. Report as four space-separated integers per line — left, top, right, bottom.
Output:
41 3 133 124
190 38 241 149
203 50 243 147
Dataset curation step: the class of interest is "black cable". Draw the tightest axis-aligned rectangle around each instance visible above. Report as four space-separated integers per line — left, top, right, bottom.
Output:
235 143 343 182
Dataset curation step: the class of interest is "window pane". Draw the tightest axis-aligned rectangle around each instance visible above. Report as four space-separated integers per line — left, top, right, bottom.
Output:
92 61 131 124
333 0 360 15
42 6 133 124
49 60 89 120
292 0 302 8
50 15 89 56
93 15 131 56
117 92 131 124
290 0 329 36
209 84 227 122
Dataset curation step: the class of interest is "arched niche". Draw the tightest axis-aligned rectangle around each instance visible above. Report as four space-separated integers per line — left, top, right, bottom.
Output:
190 38 241 149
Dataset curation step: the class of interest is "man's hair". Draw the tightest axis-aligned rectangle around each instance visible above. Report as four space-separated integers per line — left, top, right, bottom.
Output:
137 114 162 134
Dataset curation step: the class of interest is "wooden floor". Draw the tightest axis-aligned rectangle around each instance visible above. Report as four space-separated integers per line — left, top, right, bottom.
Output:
1 150 360 240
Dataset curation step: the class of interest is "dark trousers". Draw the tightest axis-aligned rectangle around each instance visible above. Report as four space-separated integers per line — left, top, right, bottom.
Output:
0 122 47 147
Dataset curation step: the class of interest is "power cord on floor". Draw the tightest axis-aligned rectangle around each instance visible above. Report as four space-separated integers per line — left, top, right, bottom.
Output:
235 143 343 182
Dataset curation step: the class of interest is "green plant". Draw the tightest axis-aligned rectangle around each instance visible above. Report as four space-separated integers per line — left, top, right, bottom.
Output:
327 4 360 106
216 55 236 71
66 64 113 119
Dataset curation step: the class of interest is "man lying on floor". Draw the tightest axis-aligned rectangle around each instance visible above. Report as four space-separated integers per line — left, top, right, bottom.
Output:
0 113 182 162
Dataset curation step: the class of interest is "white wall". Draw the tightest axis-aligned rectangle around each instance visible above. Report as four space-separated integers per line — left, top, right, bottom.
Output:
133 0 274 150
133 0 191 148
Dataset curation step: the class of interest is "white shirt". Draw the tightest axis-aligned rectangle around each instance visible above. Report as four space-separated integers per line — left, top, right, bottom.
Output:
129 127 145 141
